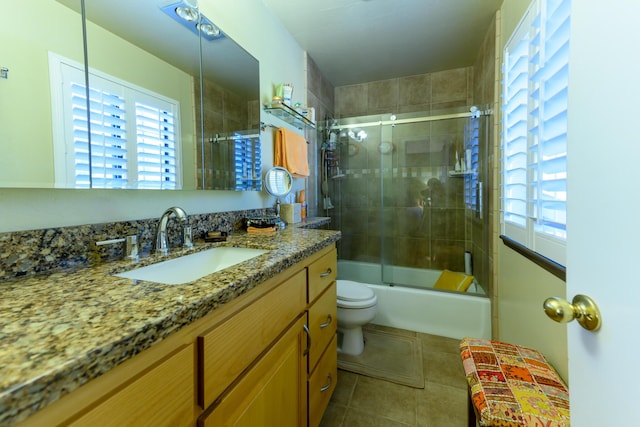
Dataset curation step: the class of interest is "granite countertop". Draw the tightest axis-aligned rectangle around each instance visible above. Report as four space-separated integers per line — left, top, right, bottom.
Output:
0 222 339 426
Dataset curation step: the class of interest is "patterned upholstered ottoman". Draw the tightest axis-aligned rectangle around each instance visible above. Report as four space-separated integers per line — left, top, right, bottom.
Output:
459 338 570 427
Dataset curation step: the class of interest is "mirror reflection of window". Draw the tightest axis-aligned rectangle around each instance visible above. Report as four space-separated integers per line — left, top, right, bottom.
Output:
49 54 181 189
269 169 288 192
264 166 292 197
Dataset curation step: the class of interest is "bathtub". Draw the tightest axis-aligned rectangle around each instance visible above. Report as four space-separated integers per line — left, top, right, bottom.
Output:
338 260 491 340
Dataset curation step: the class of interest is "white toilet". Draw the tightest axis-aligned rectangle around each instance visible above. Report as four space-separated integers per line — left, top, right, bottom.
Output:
336 280 378 356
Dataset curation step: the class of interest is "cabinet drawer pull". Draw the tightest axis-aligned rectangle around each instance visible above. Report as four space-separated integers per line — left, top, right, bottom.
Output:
319 268 332 278
303 324 311 356
320 374 332 392
319 314 333 329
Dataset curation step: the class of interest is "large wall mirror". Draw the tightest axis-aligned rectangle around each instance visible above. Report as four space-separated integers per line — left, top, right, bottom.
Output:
0 0 260 191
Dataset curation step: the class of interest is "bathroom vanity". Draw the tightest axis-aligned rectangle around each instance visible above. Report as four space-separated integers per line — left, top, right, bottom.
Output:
0 226 339 427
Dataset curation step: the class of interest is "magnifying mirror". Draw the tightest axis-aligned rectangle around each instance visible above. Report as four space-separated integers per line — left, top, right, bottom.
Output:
264 166 293 198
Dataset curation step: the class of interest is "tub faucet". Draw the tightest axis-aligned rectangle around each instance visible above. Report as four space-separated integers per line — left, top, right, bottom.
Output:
154 206 194 255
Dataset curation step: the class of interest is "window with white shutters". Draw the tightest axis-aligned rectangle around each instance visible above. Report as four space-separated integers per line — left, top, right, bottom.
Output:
501 0 570 266
49 54 181 189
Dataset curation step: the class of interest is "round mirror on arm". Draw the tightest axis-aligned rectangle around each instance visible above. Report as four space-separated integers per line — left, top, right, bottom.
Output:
264 166 293 219
264 166 293 198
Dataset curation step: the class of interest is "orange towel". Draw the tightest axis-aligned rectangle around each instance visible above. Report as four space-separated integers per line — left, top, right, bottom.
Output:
247 226 276 234
275 127 309 178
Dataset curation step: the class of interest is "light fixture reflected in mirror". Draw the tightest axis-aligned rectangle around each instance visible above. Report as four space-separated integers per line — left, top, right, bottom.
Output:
198 22 220 38
175 6 198 22
161 1 224 41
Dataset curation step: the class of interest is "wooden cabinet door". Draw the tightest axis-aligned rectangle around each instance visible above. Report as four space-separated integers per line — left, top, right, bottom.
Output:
308 336 337 427
198 269 306 409
307 248 337 303
307 282 337 371
69 344 195 427
199 316 307 427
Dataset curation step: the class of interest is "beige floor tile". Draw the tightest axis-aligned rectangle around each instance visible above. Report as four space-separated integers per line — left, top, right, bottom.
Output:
416 382 469 427
419 333 461 355
367 323 418 338
319 402 348 427
332 370 358 405
349 376 417 425
327 331 470 427
343 407 413 427
422 350 467 390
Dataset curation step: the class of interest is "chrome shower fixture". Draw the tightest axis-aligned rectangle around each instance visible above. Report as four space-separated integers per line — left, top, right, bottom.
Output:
348 129 367 142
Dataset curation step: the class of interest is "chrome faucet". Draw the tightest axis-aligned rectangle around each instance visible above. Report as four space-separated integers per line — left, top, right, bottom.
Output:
154 206 194 255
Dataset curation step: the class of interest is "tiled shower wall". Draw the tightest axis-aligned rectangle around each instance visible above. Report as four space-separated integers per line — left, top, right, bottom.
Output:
195 77 260 189
329 66 490 285
305 54 335 219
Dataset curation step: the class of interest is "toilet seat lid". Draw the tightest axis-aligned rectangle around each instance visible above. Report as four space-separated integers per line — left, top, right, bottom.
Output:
337 280 375 302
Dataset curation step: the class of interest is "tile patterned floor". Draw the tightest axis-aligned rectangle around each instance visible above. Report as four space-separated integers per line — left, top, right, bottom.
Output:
320 325 470 427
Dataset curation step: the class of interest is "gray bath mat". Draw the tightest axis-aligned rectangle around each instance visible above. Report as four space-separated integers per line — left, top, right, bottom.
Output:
337 327 425 389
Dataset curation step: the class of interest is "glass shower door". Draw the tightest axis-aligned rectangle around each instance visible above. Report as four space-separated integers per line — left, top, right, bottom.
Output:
331 108 489 294
379 111 486 290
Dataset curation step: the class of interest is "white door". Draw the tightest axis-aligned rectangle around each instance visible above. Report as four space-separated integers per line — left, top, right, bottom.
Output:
566 1 640 425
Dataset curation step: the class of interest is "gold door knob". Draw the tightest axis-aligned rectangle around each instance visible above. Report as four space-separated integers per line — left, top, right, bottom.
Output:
543 294 602 331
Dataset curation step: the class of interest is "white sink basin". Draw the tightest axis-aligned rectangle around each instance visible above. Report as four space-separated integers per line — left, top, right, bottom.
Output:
115 247 269 285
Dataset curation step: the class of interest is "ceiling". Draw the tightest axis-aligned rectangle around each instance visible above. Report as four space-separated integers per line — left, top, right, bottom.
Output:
261 0 503 87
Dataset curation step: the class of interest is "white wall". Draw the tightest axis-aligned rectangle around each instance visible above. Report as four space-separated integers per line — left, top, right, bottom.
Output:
0 0 306 232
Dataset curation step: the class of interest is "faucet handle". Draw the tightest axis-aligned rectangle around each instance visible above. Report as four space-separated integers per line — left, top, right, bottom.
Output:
183 225 194 249
125 234 139 261
94 230 138 261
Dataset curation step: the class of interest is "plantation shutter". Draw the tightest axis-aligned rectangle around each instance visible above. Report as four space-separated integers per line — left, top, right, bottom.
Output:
51 55 181 189
232 132 262 191
464 114 481 216
86 85 128 189
502 8 533 245
136 102 178 189
501 0 569 265
530 0 570 262
68 81 92 188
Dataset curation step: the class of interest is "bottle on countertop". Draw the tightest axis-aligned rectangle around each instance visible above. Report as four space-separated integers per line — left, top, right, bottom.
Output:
298 190 307 219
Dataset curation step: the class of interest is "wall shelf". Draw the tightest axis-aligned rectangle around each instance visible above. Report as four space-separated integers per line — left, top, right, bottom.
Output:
263 101 316 130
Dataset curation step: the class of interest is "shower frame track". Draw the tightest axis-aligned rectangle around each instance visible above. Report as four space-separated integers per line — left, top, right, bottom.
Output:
327 109 491 131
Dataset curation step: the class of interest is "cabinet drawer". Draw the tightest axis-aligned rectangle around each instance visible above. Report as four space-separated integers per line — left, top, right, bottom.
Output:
199 316 307 427
307 248 337 303
70 344 195 427
198 269 306 409
308 335 337 427
307 281 337 371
